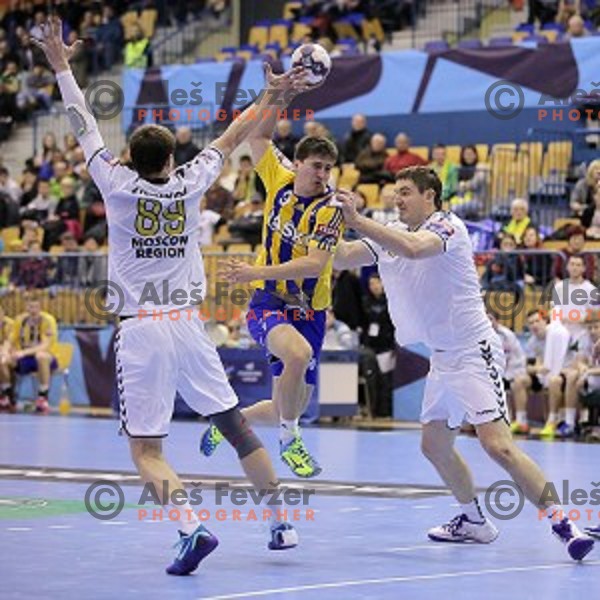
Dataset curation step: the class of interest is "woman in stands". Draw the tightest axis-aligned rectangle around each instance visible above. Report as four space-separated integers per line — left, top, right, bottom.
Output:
449 144 487 219
521 225 553 287
570 159 600 216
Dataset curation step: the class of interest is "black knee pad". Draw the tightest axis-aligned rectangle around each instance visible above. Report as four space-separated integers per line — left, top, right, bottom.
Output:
210 406 263 459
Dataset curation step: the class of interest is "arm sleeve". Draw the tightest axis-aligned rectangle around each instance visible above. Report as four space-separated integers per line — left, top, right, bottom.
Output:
422 215 457 252
179 146 225 193
56 71 118 196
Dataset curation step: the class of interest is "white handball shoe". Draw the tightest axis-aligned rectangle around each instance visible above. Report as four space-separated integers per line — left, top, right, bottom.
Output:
428 513 499 543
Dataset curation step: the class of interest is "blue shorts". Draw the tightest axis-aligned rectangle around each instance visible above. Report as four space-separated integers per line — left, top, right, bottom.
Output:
16 355 58 375
246 289 326 385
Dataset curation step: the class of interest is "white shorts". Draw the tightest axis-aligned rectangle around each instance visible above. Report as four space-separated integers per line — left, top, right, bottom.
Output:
115 313 238 437
421 337 508 429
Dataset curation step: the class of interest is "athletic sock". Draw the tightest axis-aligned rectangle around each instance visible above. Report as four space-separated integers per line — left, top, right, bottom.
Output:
174 501 200 535
516 411 528 425
546 412 558 425
280 419 299 444
460 497 485 523
545 504 562 521
565 408 576 428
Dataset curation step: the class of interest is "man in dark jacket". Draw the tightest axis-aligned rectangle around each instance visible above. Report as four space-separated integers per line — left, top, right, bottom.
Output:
340 113 371 164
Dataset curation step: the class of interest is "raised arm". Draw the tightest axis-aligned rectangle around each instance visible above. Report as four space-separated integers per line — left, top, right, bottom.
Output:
31 17 104 165
334 240 377 270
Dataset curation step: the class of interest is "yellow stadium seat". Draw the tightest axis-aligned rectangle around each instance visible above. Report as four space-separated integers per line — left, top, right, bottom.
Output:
49 245 63 255
411 146 429 161
519 142 543 177
1 226 20 248
121 11 139 41
512 32 529 43
338 164 360 189
475 144 489 162
553 217 579 231
269 24 289 49
333 21 360 41
226 243 253 254
386 148 395 156
356 183 380 207
446 145 461 165
283 2 303 19
542 140 572 177
291 22 312 43
361 18 385 43
539 30 558 43
329 166 340 186
248 25 269 50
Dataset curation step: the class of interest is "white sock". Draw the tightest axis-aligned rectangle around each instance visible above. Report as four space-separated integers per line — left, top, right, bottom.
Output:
261 486 287 528
460 498 485 523
516 411 528 425
547 412 558 425
565 408 576 427
172 501 200 535
280 419 299 444
581 408 589 423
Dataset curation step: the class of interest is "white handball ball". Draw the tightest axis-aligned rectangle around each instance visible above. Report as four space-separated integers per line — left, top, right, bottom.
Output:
291 43 332 86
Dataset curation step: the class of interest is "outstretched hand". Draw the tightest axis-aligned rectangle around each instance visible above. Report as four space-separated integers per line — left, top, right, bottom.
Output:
218 259 258 284
30 15 84 73
264 63 312 99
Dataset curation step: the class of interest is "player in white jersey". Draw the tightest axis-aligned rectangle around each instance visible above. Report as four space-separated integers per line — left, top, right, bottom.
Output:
33 17 310 575
333 166 594 561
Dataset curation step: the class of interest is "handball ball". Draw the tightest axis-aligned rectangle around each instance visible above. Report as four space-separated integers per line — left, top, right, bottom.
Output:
291 43 332 86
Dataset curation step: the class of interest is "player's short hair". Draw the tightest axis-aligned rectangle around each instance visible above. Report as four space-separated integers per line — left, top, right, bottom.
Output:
395 166 443 209
294 136 338 163
568 253 585 264
129 125 175 178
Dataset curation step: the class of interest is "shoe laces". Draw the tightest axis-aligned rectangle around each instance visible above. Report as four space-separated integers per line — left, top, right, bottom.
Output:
446 514 468 535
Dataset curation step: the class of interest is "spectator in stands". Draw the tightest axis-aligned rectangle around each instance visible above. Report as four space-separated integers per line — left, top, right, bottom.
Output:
198 197 224 247
554 225 595 282
273 119 299 161
362 274 396 418
355 133 391 184
204 179 235 220
228 194 264 247
582 185 600 238
481 232 525 292
565 13 589 38
571 160 600 216
511 310 550 435
34 131 59 170
323 308 359 350
124 24 151 69
10 239 52 290
65 29 88 87
19 167 39 208
339 113 371 164
54 231 81 287
521 225 553 287
23 63 54 111
21 179 57 222
0 166 21 205
9 290 58 414
79 235 108 288
383 132 426 175
367 186 399 225
0 302 15 413
173 126 200 166
233 154 259 203
528 0 560 25
503 198 532 245
77 166 102 208
1 60 21 119
332 268 366 332
429 143 458 202
487 307 527 393
95 6 123 72
449 144 488 219
223 316 253 348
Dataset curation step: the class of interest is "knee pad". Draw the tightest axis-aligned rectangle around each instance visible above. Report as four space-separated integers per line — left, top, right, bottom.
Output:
210 406 263 459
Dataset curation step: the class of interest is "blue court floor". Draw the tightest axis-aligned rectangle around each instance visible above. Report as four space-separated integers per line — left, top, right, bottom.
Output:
0 414 599 599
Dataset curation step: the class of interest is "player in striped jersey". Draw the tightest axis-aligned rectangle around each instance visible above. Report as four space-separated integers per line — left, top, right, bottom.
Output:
0 303 15 412
200 133 344 478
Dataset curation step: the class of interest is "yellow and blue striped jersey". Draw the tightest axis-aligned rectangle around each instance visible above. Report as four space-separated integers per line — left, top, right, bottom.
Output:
0 316 13 345
253 144 344 311
11 311 58 354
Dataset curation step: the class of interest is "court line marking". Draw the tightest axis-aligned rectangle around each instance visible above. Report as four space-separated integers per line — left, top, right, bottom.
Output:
198 561 600 599
48 525 73 530
387 544 450 552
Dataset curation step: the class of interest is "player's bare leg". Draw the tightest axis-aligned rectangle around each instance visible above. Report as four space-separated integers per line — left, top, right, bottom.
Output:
0 361 13 412
35 351 53 414
510 374 531 434
559 368 579 437
542 374 563 437
476 419 594 559
422 420 498 543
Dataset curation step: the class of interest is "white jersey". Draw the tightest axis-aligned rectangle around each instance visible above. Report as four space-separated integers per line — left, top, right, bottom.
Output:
87 146 224 316
551 278 598 338
361 211 495 351
495 324 526 380
525 334 546 362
